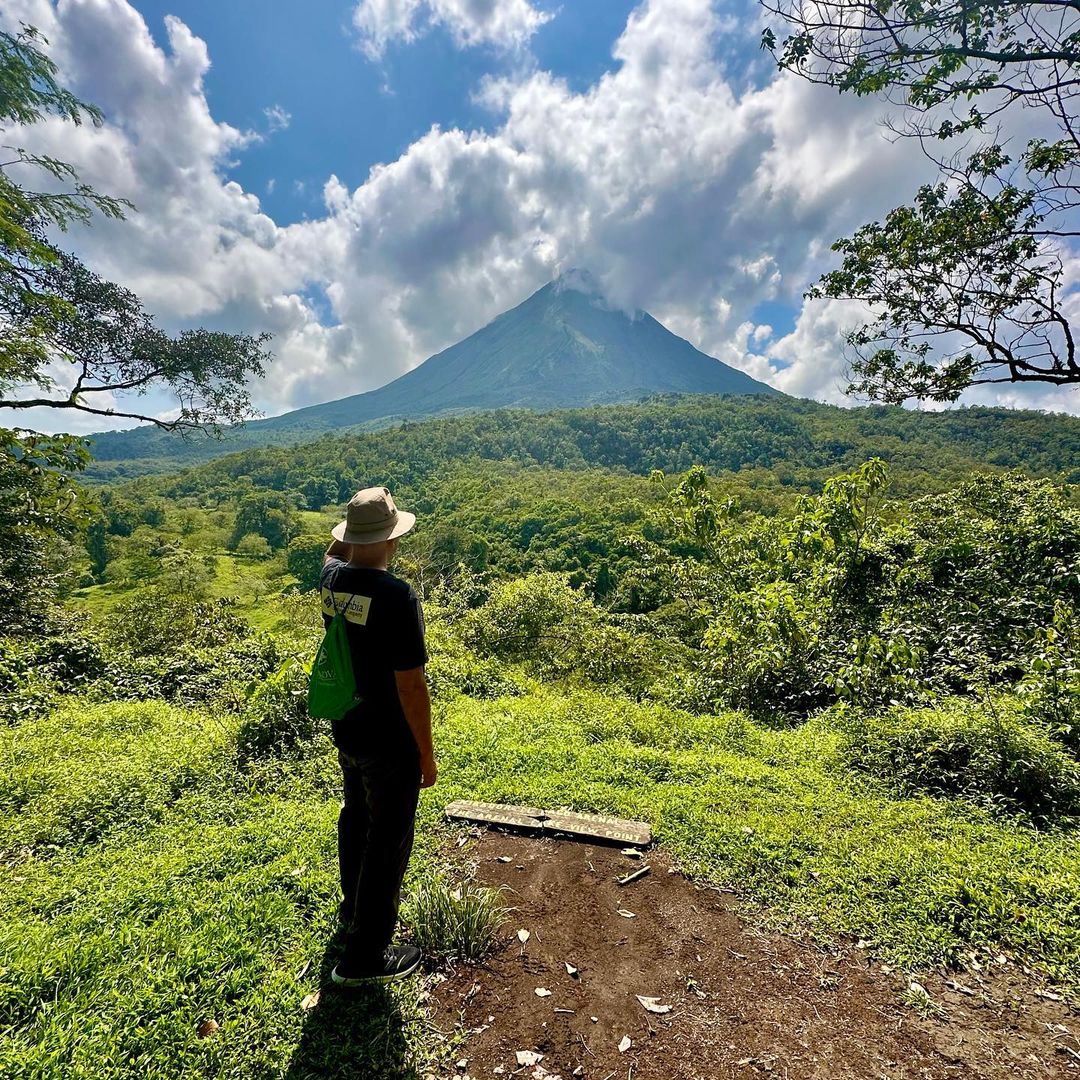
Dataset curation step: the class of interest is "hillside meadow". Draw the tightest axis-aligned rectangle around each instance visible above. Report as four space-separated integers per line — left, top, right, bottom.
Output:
4 398 1080 1076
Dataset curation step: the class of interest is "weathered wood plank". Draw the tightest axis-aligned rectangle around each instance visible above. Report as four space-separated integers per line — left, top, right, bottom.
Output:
541 810 651 847
445 800 546 830
444 801 652 846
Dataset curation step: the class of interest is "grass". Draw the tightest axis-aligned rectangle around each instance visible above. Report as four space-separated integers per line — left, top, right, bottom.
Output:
404 878 508 963
3 688 1080 1077
71 551 297 629
434 692 1080 982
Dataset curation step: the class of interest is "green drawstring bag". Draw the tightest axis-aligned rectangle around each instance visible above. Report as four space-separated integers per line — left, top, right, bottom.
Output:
308 591 361 720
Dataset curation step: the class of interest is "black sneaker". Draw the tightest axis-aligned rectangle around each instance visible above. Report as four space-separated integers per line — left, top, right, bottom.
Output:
331 945 422 986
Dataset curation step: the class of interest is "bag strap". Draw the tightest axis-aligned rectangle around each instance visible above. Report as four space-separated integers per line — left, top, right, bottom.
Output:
325 584 360 618
323 567 363 618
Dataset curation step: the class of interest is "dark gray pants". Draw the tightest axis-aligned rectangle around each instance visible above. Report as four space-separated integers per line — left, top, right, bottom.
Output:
337 750 420 963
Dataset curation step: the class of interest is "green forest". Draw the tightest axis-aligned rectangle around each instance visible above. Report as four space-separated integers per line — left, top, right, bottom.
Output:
5 395 1080 1077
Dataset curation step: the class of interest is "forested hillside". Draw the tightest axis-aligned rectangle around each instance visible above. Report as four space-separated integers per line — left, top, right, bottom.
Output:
87 394 1080 484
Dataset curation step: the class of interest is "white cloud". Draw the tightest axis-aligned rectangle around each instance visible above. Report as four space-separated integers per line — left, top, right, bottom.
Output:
352 0 550 59
2 0 1076 433
263 103 291 132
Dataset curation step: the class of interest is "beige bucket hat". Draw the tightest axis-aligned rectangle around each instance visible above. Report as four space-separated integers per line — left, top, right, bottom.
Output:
332 486 416 545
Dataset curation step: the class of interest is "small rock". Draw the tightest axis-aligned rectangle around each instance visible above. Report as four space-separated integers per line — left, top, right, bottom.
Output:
457 1059 468 1070
517 929 531 944
516 1051 544 1067
565 962 578 977
535 988 552 997
616 909 636 918
618 1035 632 1053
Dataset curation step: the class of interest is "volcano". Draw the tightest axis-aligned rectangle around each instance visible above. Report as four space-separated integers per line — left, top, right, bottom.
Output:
88 272 778 465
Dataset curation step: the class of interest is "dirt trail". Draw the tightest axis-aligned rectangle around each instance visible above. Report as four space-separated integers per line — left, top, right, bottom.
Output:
428 831 1079 1080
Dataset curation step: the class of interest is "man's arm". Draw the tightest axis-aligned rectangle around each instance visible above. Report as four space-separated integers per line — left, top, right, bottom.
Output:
395 666 436 788
324 539 351 566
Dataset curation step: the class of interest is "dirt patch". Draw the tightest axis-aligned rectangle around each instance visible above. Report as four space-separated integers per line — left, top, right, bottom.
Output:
427 831 1080 1080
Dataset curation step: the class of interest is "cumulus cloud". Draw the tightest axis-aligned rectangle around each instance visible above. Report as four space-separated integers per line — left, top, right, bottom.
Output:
2 0 1076 429
352 0 550 59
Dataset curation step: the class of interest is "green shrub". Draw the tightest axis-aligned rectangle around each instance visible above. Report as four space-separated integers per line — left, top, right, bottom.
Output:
461 573 668 695
89 637 284 712
100 589 247 657
236 659 323 762
236 532 273 559
0 627 109 722
1018 602 1080 756
701 580 837 719
836 699 1080 822
424 622 526 700
404 877 507 963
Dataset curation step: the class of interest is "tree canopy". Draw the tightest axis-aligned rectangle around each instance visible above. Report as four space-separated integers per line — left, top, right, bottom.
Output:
762 1 1080 402
0 24 270 433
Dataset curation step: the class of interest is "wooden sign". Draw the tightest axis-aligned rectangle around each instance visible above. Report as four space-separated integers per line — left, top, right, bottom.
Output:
444 801 651 847
445 800 546 830
542 810 651 846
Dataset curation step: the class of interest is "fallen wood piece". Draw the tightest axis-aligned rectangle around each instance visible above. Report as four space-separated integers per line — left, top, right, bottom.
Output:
444 801 651 846
445 800 546 830
617 865 651 887
541 810 651 846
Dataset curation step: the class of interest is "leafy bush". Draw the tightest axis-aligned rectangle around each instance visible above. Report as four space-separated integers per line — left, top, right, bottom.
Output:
236 659 322 762
0 626 110 723
89 637 284 712
101 589 247 657
1019 602 1080 756
235 532 273 559
404 877 507 963
701 580 835 719
461 573 668 696
882 474 1080 690
424 621 527 700
836 699 1080 823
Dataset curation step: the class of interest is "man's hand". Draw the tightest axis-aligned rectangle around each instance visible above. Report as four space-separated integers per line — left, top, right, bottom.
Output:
420 752 438 789
324 539 351 565
396 666 435 789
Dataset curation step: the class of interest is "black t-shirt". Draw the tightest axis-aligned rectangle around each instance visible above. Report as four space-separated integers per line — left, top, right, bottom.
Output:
319 559 427 759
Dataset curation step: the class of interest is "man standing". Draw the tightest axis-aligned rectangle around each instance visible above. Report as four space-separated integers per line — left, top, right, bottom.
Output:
319 486 436 985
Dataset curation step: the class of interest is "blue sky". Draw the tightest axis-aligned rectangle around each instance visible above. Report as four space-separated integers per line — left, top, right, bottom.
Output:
4 0 1077 431
131 0 639 227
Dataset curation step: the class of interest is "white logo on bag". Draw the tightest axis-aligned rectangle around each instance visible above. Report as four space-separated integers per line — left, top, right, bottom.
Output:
321 587 372 626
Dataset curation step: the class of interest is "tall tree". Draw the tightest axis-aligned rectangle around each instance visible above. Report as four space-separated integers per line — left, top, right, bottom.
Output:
0 24 270 632
0 24 271 432
762 1 1080 402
